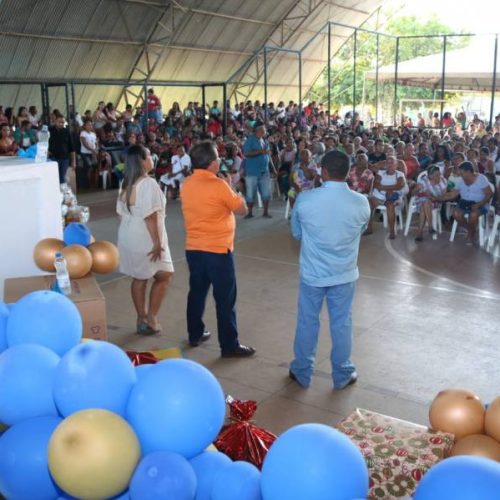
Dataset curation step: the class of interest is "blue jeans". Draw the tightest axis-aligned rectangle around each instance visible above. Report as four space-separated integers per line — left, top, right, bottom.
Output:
290 280 356 388
186 250 240 354
245 172 271 203
52 157 69 184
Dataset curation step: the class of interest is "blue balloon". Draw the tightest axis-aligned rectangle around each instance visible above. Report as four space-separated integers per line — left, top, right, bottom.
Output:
414 456 500 499
0 344 60 425
261 423 368 500
63 223 92 246
190 451 232 500
126 359 225 458
130 451 197 500
0 302 9 353
212 461 262 500
135 364 154 379
7 290 82 356
0 416 62 499
53 341 136 417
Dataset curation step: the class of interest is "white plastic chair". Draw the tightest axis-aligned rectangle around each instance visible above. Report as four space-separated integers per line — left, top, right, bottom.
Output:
100 170 108 190
376 204 404 234
487 214 500 251
404 196 418 236
450 214 487 247
284 198 291 219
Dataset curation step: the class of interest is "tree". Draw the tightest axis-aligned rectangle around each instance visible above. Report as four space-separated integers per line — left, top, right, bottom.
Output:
308 14 469 121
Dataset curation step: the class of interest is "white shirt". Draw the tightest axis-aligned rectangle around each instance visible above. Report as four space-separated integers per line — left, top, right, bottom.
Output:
80 130 97 154
171 154 191 175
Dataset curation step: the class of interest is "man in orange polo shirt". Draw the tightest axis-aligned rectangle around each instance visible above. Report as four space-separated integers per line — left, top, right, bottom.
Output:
181 141 256 357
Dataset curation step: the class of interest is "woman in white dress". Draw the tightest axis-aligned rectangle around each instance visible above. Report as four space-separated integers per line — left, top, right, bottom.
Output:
117 145 174 335
367 155 406 239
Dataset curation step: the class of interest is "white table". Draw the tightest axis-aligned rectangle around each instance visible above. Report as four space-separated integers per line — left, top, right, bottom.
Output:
0 158 62 299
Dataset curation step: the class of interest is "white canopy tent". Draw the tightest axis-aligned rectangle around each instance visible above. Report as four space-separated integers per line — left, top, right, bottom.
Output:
365 38 500 92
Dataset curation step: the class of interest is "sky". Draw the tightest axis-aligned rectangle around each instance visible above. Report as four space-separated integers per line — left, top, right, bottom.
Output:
387 0 500 35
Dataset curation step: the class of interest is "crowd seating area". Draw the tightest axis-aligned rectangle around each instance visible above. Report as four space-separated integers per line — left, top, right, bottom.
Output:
1 95 500 249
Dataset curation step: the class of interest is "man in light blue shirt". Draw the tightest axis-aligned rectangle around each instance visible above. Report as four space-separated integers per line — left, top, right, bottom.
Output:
289 150 370 389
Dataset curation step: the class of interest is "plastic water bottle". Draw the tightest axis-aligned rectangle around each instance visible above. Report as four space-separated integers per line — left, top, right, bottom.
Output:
54 252 72 296
36 125 50 162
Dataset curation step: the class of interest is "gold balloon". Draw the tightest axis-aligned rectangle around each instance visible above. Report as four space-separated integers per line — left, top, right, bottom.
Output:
48 409 140 500
485 396 500 442
451 434 500 461
88 241 119 274
61 244 93 279
33 238 65 272
429 389 485 440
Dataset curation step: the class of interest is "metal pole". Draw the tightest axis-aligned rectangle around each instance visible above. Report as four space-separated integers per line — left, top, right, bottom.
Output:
298 52 302 113
64 84 70 125
353 29 357 120
263 47 268 124
375 33 380 123
327 23 331 127
143 83 148 132
222 83 228 135
394 37 399 126
440 35 447 126
201 85 206 133
489 35 498 127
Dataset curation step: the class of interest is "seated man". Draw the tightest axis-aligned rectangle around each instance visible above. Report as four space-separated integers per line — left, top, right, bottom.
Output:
160 145 191 199
436 161 493 245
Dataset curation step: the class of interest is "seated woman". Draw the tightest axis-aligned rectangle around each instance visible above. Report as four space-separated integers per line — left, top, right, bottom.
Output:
367 155 406 239
413 165 447 242
220 142 243 192
288 149 317 208
278 138 297 197
347 152 374 196
0 124 18 156
436 161 494 245
402 143 420 181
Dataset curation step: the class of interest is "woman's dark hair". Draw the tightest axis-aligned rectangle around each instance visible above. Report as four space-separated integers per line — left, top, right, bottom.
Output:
189 141 217 169
427 165 440 176
480 147 490 156
434 144 451 162
5 107 13 120
17 106 27 116
122 145 148 212
28 105 37 114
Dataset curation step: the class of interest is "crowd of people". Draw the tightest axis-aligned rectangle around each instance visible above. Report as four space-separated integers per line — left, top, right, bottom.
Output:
1 93 500 245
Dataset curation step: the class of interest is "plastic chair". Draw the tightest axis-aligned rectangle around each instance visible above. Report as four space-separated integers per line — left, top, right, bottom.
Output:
284 198 290 219
487 214 500 251
376 204 404 234
403 196 417 236
450 214 486 246
100 171 108 190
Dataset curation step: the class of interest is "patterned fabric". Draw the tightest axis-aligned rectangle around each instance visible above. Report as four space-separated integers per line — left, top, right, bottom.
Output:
337 408 454 500
415 174 447 208
348 168 374 195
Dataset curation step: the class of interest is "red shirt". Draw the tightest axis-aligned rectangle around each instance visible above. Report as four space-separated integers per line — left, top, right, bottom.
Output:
147 95 161 112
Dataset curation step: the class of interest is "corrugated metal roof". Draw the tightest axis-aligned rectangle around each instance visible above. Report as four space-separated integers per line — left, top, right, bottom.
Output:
0 0 383 111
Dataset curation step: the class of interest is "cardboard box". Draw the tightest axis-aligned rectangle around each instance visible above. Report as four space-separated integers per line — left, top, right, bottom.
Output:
4 274 107 341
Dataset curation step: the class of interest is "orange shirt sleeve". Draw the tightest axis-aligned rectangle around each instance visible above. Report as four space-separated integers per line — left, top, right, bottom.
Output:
217 179 244 212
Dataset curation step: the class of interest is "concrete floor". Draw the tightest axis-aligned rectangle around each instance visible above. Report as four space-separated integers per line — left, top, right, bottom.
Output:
82 189 500 435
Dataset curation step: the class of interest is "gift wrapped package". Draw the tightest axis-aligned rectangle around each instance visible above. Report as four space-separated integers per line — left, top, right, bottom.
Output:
336 408 454 499
214 396 277 469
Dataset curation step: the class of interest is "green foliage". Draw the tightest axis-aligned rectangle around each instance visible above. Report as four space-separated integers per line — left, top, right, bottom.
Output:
308 14 470 118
